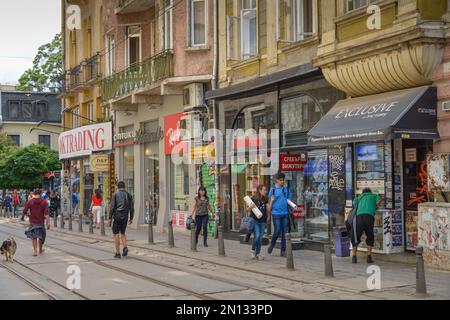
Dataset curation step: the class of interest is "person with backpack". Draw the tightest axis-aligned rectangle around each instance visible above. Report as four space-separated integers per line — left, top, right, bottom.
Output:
267 173 291 257
246 185 269 261
351 188 381 264
191 186 214 247
108 181 134 259
91 189 103 229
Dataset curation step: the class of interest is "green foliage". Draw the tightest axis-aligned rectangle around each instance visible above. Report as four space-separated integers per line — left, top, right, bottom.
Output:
0 144 61 189
16 33 62 93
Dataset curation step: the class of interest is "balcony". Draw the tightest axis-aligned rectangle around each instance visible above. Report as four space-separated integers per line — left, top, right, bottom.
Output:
116 0 155 14
100 50 173 102
62 54 102 94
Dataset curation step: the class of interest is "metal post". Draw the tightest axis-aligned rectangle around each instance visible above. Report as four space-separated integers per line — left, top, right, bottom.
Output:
68 213 73 231
53 213 57 228
416 246 427 296
168 220 174 248
78 215 83 232
190 222 197 252
324 242 334 278
89 215 94 234
100 215 105 236
60 212 64 229
286 233 294 270
148 220 154 244
218 224 225 256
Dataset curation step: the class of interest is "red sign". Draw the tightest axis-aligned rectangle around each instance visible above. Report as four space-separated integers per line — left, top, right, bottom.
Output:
280 154 306 172
164 112 184 155
292 205 305 219
233 135 262 149
42 172 56 178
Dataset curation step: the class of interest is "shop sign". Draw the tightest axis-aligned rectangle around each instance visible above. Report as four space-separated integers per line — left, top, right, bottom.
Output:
165 112 184 155
58 122 113 160
42 172 56 178
405 148 417 162
89 154 110 172
292 205 305 219
280 154 306 172
190 144 215 160
114 127 164 147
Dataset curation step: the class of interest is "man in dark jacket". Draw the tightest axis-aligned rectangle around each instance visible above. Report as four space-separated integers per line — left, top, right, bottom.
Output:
109 181 134 259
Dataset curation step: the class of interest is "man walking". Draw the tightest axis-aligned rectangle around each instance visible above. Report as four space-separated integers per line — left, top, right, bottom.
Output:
108 181 134 259
13 190 21 218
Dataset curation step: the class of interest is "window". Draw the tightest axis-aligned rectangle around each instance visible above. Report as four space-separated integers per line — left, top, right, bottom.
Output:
87 102 95 122
8 135 20 146
227 0 258 61
277 0 318 42
36 102 47 120
22 101 32 119
189 0 207 46
345 0 376 12
106 34 115 76
38 135 51 148
164 0 173 50
171 163 189 211
72 107 80 129
8 101 20 119
126 26 141 66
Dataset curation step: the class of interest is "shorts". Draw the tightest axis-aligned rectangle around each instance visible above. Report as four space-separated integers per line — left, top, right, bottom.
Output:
112 217 128 235
351 214 375 247
92 206 102 223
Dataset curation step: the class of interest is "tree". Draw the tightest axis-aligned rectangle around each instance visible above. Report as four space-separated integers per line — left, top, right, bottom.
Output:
16 33 62 93
0 144 61 190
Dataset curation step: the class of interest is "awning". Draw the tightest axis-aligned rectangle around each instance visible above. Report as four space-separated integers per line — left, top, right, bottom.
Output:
308 86 438 145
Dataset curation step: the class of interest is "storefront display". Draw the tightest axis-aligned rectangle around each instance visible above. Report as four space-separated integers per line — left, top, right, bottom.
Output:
143 121 160 224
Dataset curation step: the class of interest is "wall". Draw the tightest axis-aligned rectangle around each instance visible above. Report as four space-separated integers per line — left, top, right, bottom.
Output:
1 123 60 150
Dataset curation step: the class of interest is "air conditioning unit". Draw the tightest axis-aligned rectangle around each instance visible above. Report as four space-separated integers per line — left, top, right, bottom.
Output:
443 100 450 112
179 113 203 141
183 83 205 112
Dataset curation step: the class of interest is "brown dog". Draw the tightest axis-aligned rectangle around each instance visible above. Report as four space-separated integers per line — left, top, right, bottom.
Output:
0 237 17 263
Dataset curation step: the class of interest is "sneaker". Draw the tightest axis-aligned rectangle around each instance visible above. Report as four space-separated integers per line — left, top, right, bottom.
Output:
280 251 286 257
367 255 374 264
251 250 256 259
352 255 357 264
114 253 121 259
122 247 128 257
256 255 264 261
267 244 274 254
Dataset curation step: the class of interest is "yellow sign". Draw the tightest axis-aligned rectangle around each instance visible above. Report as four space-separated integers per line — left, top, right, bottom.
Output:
90 154 110 172
190 145 215 160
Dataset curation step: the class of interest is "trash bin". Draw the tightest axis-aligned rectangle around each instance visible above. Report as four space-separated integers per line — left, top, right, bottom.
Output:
333 227 350 257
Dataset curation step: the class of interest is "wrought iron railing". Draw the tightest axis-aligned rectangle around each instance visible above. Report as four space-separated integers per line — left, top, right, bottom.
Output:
62 53 101 94
84 53 101 82
100 49 173 101
67 65 82 91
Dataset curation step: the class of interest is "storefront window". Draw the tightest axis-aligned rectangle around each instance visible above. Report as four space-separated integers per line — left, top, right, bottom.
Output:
120 126 135 197
70 160 80 215
144 121 160 224
83 158 94 214
171 163 189 211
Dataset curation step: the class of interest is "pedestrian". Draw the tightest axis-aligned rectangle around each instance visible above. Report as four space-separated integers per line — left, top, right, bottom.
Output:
246 185 269 261
3 191 13 216
191 186 214 247
350 188 381 264
267 173 291 257
22 189 50 256
108 181 134 259
49 191 60 218
91 189 103 229
13 190 21 218
72 189 79 215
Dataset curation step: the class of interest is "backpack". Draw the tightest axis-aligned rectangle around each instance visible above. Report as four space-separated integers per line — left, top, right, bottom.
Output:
270 185 297 233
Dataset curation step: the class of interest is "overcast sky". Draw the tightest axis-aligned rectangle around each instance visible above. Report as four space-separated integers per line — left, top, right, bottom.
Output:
0 0 61 85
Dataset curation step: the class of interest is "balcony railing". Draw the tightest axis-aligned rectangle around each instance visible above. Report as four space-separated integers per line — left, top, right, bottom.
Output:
62 54 101 94
116 0 155 14
101 49 173 101
66 65 83 91
85 53 101 83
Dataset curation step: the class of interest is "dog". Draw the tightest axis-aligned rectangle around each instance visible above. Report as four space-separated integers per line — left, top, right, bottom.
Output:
0 237 17 263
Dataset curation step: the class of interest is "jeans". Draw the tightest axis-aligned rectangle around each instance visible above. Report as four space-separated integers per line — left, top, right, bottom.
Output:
13 205 19 218
270 215 289 252
195 215 209 244
251 221 266 255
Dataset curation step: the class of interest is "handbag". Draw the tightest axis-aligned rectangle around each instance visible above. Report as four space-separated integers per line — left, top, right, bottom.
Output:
186 215 194 230
239 216 255 234
281 187 298 233
345 202 358 232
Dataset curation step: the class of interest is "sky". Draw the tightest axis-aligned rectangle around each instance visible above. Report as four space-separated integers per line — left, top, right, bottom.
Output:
0 0 61 85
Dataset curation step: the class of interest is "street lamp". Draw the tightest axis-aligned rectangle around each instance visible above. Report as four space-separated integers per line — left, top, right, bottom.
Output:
29 127 60 135
63 109 98 124
37 121 71 131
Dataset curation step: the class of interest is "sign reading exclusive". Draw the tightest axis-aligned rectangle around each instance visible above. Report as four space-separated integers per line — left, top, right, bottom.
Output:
58 122 113 160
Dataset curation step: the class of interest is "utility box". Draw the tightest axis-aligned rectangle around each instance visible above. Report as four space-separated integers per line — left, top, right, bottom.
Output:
333 227 351 257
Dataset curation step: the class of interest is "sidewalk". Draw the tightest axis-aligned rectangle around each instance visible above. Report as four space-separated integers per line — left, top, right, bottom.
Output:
5 216 450 299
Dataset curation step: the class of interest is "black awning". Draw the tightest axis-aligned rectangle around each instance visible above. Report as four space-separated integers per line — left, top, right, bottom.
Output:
308 86 438 145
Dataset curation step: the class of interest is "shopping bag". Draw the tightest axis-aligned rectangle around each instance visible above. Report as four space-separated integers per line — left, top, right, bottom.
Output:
186 215 194 230
239 216 255 234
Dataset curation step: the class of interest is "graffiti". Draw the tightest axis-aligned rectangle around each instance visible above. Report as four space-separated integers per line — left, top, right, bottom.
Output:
383 215 392 248
329 171 345 191
419 207 450 257
428 153 450 192
329 155 344 173
406 161 429 207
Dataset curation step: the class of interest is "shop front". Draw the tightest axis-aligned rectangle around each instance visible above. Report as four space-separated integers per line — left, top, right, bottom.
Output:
308 86 438 253
58 122 114 217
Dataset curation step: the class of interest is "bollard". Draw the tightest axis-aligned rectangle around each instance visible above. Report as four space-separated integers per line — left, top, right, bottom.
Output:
78 215 83 232
100 215 105 236
60 212 64 229
168 220 174 248
324 242 334 277
218 225 225 256
148 220 154 244
89 216 94 234
190 222 197 252
416 246 427 296
68 214 73 231
286 233 295 270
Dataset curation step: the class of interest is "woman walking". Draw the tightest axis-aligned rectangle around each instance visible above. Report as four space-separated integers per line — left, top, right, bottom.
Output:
22 189 50 256
191 186 214 247
91 189 103 229
247 185 269 261
49 191 60 219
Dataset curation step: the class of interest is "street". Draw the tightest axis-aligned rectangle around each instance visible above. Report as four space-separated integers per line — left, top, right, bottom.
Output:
1 217 449 300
